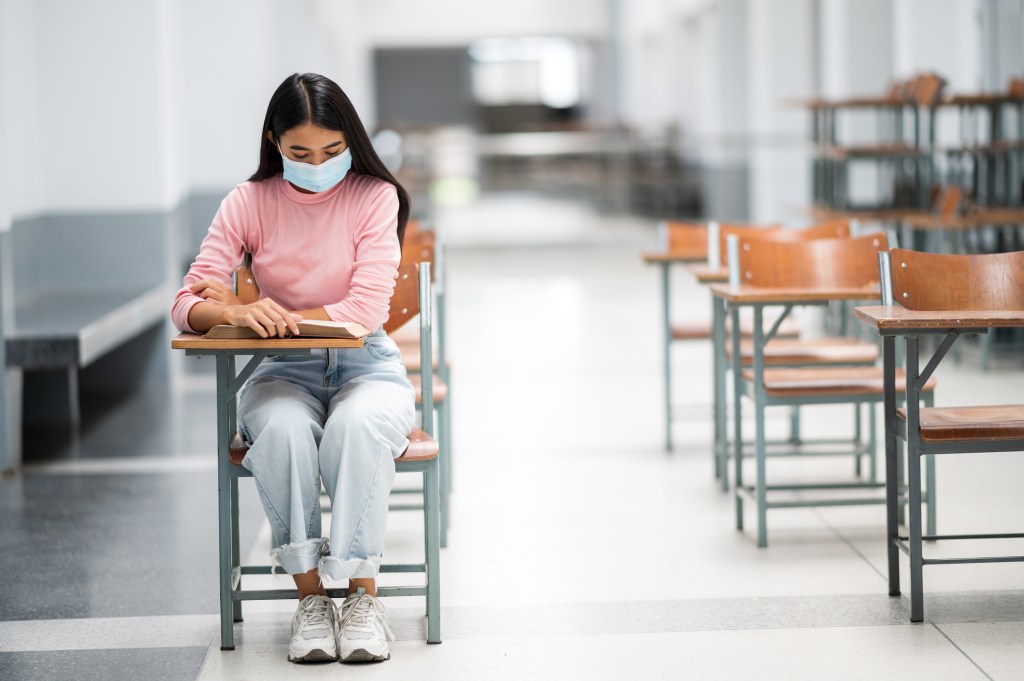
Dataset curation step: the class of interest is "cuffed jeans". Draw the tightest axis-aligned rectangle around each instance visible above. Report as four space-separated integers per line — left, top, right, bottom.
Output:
237 329 415 581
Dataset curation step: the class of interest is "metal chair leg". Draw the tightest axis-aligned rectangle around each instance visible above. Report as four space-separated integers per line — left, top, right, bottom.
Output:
439 397 450 548
230 476 243 623
755 397 768 548
661 264 673 452
423 461 442 643
731 308 745 530
218 466 235 649
217 357 236 651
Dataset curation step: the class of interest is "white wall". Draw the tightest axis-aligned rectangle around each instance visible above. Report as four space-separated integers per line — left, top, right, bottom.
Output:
619 0 677 134
176 0 283 192
894 0 981 91
0 0 1016 225
176 0 373 193
0 0 43 231
746 0 816 222
31 0 181 213
0 0 379 209
361 0 608 47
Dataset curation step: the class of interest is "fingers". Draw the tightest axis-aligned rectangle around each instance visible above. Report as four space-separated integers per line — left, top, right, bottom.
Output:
267 300 302 336
241 300 302 338
191 278 230 295
192 279 241 306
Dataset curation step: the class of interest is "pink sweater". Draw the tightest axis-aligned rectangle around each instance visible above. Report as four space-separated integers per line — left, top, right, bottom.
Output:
172 174 400 333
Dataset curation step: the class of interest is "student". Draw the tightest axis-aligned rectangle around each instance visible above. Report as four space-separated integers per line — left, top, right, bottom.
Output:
171 73 415 664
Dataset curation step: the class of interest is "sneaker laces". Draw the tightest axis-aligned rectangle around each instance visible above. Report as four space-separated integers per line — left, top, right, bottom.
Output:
292 595 334 638
340 591 394 641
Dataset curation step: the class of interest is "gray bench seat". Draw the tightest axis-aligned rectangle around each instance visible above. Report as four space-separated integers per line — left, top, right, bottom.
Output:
6 284 170 370
0 212 180 474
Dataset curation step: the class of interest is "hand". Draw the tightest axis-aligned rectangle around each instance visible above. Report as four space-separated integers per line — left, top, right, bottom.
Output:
191 279 242 306
222 300 303 338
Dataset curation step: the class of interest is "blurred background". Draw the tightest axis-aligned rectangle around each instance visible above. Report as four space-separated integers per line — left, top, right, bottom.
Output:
2 1 1024 679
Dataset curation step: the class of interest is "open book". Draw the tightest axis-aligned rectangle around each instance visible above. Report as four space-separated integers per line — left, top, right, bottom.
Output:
204 319 370 340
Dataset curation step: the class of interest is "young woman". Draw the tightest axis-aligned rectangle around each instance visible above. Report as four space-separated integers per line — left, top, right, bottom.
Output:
171 73 415 664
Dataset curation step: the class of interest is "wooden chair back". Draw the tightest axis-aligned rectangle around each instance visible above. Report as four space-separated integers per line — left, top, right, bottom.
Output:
737 233 889 289
717 220 849 267
384 262 421 334
231 256 424 335
890 249 1024 311
401 228 435 265
909 72 946 108
235 253 260 304
664 221 708 256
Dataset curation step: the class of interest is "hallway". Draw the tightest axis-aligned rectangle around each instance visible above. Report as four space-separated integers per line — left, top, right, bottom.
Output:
2 194 1024 679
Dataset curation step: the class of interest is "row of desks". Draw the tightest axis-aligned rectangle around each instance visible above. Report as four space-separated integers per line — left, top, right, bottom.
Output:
645 236 1024 614
808 207 1024 232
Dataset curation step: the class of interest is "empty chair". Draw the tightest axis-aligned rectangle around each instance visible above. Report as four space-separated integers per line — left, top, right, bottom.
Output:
724 233 936 547
881 248 1024 622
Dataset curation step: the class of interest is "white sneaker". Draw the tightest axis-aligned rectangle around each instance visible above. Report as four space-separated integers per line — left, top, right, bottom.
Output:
288 594 339 663
338 587 393 662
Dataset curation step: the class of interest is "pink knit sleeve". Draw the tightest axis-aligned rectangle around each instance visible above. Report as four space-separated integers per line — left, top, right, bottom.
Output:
323 184 401 331
170 187 249 332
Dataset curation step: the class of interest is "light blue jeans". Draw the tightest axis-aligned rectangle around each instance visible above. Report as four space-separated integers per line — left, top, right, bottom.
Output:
237 329 415 581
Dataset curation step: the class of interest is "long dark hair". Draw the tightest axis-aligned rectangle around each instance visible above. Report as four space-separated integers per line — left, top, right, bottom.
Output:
249 73 410 245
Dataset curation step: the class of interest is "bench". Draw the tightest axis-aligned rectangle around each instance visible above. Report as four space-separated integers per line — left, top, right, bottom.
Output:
1 213 174 472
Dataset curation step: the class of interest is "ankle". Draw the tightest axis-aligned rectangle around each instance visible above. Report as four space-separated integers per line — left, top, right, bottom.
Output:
347 579 377 597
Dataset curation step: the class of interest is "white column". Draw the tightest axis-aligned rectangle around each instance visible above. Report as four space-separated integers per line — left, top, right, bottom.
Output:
746 0 817 222
31 0 184 213
0 0 43 231
178 0 281 192
819 0 895 207
0 0 41 470
894 0 982 91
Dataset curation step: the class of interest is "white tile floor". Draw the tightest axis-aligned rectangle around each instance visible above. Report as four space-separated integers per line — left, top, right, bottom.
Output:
22 192 1023 680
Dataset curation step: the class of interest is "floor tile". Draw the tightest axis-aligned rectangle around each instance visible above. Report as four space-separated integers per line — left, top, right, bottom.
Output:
199 625 989 681
0 647 208 681
940 620 1024 681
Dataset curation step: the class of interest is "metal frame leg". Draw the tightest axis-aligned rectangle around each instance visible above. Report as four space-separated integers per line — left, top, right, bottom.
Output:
753 306 768 548
924 391 937 537
216 356 236 650
788 407 801 445
854 403 863 477
661 264 673 452
423 460 442 644
906 336 924 622
868 401 878 483
731 305 745 530
439 396 451 548
883 337 901 599
230 476 243 623
713 295 728 490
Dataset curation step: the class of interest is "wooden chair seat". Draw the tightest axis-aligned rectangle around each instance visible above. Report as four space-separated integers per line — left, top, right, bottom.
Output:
410 374 448 403
671 317 802 341
744 367 937 398
395 341 449 372
896 405 1024 442
389 325 420 345
727 338 879 366
228 428 439 467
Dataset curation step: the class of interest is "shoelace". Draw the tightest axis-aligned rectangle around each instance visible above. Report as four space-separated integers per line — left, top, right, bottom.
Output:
340 593 394 641
293 596 334 637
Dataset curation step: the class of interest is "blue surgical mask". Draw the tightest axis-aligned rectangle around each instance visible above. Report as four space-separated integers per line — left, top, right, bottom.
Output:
279 145 352 192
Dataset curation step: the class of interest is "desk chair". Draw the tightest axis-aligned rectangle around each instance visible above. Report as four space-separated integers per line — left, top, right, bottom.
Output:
727 233 936 547
881 248 1024 622
395 228 452 546
215 262 441 648
713 221 881 487
650 220 799 453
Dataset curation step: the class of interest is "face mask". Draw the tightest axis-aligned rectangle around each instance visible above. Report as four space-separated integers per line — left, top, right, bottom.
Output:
279 145 352 192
